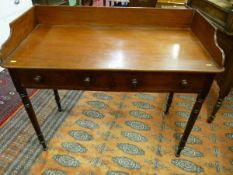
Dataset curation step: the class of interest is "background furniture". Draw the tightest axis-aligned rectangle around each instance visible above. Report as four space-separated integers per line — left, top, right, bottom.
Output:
129 0 157 7
156 0 186 7
108 0 130 6
32 0 69 5
187 0 233 123
0 6 224 157
187 0 233 33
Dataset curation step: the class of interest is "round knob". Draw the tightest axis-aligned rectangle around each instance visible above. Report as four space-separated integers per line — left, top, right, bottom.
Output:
84 77 91 86
180 79 189 88
33 75 42 83
131 78 138 88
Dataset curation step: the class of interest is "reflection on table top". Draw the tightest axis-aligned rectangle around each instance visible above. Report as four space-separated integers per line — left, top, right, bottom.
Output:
5 24 221 72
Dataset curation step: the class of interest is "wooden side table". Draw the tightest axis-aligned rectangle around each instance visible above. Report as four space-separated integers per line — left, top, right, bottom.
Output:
0 6 224 157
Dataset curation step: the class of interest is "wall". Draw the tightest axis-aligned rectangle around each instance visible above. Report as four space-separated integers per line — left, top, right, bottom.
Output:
0 0 32 71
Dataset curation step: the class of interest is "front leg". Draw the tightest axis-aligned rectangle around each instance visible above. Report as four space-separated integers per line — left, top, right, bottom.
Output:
9 70 47 150
175 93 204 157
19 89 47 150
176 77 213 157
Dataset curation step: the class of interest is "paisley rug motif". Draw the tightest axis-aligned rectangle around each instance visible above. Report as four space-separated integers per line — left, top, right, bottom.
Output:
24 87 232 174
0 90 83 175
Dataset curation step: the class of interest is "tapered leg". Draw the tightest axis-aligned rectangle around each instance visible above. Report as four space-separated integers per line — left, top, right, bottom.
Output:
175 76 214 157
164 93 174 115
207 97 223 123
176 93 205 157
53 89 62 112
9 70 47 151
19 90 47 150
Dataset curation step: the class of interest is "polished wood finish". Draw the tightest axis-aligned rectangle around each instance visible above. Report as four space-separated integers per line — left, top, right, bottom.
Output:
215 31 233 90
187 0 233 122
129 0 157 7
176 75 214 157
15 69 211 92
35 6 193 27
3 24 222 72
187 0 233 34
207 31 233 123
191 11 224 67
1 6 223 72
8 69 47 151
0 6 225 156
0 7 37 63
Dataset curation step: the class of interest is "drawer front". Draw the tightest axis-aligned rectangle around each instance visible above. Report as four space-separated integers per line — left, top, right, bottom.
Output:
111 72 209 92
18 70 111 90
16 69 210 92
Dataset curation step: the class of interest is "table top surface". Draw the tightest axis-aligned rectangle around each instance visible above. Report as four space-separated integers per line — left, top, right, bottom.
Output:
4 24 222 73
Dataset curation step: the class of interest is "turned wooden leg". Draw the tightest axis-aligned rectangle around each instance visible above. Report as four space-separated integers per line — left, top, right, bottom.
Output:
175 93 205 157
19 90 47 150
9 70 47 151
208 48 233 123
207 97 223 123
164 93 174 115
175 76 213 157
53 89 62 112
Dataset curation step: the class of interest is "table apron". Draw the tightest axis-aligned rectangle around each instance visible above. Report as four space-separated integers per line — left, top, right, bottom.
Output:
12 69 213 93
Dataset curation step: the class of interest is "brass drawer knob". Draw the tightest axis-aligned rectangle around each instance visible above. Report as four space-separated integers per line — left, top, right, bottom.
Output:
33 75 42 83
180 79 189 88
84 77 91 86
131 78 138 88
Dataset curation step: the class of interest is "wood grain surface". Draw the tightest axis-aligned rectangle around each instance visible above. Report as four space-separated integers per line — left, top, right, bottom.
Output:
1 6 224 73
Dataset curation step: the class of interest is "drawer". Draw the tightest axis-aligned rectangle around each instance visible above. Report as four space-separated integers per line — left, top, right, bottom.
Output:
110 72 210 92
17 70 112 90
16 69 211 93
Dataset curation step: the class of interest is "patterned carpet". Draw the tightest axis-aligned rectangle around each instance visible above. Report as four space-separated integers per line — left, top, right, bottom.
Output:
1 83 232 174
0 89 83 174
0 69 37 126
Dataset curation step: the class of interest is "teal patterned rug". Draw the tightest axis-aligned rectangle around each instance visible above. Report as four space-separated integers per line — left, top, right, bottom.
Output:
0 88 233 174
0 90 83 175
